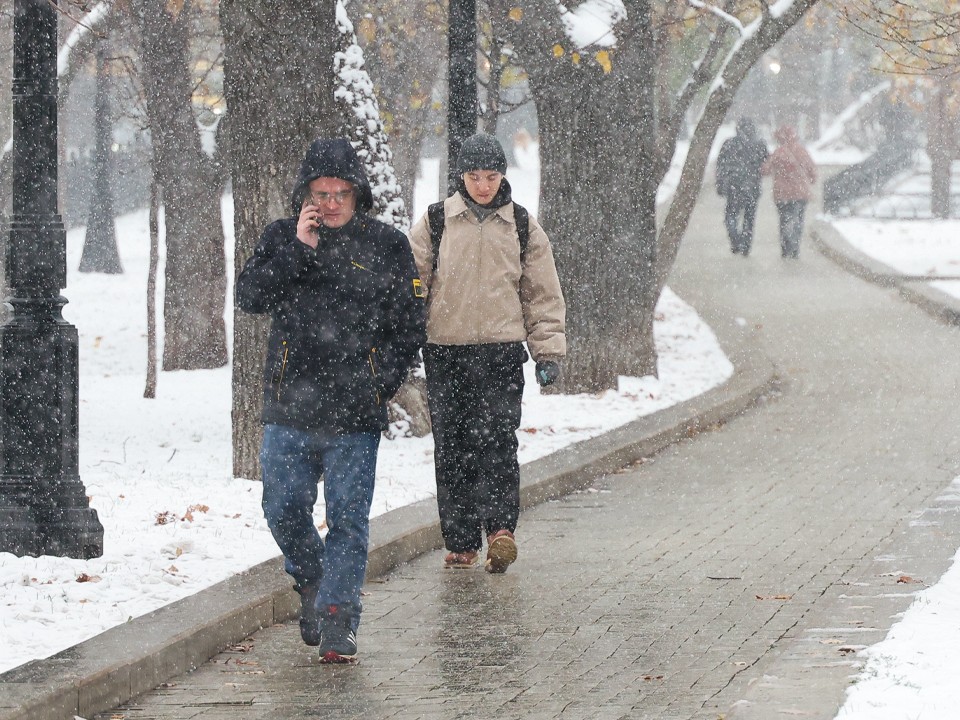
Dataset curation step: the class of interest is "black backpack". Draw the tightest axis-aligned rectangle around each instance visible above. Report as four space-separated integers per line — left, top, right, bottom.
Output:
427 201 530 272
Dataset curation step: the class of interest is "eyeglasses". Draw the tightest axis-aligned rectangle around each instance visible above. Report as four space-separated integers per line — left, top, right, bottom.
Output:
308 189 354 205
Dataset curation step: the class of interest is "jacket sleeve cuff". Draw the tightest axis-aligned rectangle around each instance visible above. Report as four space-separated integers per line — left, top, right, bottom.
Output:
533 353 564 364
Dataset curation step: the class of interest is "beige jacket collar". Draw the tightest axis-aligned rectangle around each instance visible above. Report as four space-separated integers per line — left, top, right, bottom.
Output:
447 191 517 225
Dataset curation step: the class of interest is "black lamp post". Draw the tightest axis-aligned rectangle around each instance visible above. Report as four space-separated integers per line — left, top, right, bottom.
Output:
447 0 477 194
0 0 104 558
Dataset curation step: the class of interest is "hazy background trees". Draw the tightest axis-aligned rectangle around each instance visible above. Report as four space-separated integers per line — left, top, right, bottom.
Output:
1 0 951 479
841 0 960 218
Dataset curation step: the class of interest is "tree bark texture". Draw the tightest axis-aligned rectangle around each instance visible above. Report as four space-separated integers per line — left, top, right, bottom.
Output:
144 177 159 399
132 0 228 371
221 0 338 480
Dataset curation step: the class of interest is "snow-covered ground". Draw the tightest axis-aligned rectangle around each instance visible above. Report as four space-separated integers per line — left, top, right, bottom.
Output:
829 150 960 308
835 533 960 720
827 168 960 718
833 218 960 302
0 149 733 674
836 155 960 221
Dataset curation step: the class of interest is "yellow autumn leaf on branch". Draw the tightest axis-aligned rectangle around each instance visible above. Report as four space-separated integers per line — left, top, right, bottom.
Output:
572 52 581 65
509 7 523 21
358 17 377 44
553 44 565 58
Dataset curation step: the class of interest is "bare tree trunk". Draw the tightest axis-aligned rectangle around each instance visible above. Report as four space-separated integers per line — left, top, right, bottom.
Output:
79 39 122 274
221 0 338 479
144 179 160 399
497 1 659 392
479 33 505 134
537 81 659 391
132 0 228 371
930 80 953 219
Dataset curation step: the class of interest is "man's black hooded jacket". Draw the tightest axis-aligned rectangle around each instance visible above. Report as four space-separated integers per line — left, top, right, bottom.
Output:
236 139 426 434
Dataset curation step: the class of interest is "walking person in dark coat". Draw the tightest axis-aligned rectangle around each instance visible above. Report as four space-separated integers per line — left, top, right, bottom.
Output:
762 124 817 259
408 133 566 575
235 138 426 663
715 117 769 255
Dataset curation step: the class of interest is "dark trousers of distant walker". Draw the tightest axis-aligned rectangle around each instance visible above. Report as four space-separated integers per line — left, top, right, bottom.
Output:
775 200 807 259
724 191 759 255
423 342 525 554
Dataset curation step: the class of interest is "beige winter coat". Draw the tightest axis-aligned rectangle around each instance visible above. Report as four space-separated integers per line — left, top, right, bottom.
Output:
408 192 566 361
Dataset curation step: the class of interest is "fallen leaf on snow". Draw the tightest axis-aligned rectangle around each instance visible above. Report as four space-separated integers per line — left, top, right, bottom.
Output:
182 504 211 522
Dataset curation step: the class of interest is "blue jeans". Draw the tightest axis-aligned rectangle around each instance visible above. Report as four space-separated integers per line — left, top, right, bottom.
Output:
776 200 807 258
260 424 379 632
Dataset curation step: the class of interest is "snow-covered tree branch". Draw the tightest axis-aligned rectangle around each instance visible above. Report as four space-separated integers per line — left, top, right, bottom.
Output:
687 0 745 34
335 1 407 231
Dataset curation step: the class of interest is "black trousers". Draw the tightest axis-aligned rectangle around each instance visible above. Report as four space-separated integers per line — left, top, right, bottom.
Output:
724 191 759 254
423 343 526 553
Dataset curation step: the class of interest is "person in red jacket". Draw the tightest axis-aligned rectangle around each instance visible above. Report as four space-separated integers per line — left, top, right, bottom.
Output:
761 125 818 259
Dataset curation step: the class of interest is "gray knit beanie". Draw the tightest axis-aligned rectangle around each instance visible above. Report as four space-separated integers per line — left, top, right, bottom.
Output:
456 133 507 174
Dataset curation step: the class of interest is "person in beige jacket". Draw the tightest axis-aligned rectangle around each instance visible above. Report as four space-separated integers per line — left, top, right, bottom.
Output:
408 133 566 573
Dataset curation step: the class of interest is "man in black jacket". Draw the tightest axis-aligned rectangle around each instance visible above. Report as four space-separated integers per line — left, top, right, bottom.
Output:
236 138 425 664
715 117 769 256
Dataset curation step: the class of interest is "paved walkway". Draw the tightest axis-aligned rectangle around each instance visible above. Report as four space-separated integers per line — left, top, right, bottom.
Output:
94 188 960 720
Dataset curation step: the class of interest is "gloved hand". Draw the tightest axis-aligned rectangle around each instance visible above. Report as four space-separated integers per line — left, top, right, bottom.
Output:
535 360 560 387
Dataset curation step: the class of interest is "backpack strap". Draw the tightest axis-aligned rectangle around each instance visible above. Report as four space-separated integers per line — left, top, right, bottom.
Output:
427 201 445 273
427 200 530 272
513 203 530 264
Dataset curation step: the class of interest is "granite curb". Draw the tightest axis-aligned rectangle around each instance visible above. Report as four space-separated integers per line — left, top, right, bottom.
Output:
0 322 776 720
811 216 960 326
